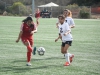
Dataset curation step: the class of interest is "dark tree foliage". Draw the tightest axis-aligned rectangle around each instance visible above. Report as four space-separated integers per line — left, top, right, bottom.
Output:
71 0 100 6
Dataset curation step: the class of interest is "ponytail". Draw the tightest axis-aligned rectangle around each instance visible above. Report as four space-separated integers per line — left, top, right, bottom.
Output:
67 10 72 17
64 9 72 17
22 19 27 23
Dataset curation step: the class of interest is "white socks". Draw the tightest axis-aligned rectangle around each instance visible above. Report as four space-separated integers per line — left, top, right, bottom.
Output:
65 53 70 63
68 53 72 57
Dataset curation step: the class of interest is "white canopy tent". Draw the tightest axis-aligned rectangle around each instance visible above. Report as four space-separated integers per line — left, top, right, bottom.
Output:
38 2 59 17
38 2 59 7
38 5 46 7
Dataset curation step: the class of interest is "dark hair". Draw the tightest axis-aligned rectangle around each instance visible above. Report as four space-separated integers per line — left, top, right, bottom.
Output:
22 16 33 23
58 15 65 19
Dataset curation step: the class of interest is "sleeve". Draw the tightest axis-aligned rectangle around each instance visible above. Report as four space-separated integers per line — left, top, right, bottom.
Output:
70 18 75 26
20 23 24 31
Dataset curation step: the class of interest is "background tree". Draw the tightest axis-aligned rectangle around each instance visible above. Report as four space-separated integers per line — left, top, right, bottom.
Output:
71 0 100 6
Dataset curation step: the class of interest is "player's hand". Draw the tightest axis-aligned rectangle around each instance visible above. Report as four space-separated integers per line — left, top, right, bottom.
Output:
55 38 58 42
69 26 71 29
64 33 67 36
16 39 19 43
30 31 34 35
56 25 59 28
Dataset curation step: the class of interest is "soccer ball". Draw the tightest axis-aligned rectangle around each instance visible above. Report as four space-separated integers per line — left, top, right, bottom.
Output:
37 47 45 56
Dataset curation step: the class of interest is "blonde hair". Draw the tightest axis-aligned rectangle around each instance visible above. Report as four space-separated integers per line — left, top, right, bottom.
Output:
64 9 72 17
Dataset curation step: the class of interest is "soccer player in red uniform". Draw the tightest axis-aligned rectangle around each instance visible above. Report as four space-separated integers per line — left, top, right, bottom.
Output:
35 8 40 25
16 16 38 66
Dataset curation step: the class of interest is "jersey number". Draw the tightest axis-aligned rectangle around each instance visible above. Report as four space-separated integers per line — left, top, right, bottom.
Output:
60 28 63 33
65 20 67 22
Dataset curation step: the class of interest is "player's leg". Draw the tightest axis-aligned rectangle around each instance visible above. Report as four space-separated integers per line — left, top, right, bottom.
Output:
61 41 71 66
29 38 36 55
66 41 74 63
21 38 32 66
36 17 39 26
63 44 70 66
24 41 33 66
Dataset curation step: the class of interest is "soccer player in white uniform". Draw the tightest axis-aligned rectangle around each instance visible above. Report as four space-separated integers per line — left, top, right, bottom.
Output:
56 9 75 28
55 15 73 66
56 9 75 61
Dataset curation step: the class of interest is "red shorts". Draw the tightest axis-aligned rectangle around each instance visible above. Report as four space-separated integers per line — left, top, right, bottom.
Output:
21 37 33 46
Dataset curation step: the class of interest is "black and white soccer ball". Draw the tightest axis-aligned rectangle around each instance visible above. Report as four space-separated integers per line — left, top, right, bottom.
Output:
37 47 45 56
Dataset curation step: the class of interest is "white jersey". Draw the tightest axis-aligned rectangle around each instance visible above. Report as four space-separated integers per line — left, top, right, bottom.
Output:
59 22 73 42
57 17 75 28
65 17 75 27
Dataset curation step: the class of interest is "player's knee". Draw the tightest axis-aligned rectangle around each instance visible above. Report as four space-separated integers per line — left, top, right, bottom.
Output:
61 51 63 54
62 50 67 54
27 49 32 52
24 42 30 46
61 50 65 54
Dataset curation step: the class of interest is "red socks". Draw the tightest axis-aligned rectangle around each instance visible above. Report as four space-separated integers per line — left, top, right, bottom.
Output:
27 52 31 62
27 45 32 52
27 45 32 62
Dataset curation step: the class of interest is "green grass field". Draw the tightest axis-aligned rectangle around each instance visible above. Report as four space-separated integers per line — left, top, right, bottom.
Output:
0 16 100 75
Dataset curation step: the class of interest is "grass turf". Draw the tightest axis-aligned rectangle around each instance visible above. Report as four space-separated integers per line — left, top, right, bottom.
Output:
0 16 100 75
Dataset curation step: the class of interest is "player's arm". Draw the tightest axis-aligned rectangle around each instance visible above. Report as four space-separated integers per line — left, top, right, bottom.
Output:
70 25 75 28
55 33 62 42
30 23 37 34
70 18 75 28
64 23 71 36
56 23 59 28
64 30 70 36
16 24 23 43
56 19 60 28
32 28 37 33
55 36 60 42
16 31 23 43
31 19 39 33
30 28 37 34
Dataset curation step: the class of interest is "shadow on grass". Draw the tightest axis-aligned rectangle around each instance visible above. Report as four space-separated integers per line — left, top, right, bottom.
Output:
0 64 62 73
12 56 64 62
33 56 65 61
0 65 48 73
0 57 63 73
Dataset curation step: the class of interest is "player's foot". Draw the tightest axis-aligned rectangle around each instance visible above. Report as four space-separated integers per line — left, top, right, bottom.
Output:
70 54 74 63
64 62 70 66
33 46 36 55
26 62 32 66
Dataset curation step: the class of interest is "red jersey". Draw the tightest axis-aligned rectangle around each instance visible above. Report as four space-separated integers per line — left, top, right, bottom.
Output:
35 12 40 18
20 23 36 38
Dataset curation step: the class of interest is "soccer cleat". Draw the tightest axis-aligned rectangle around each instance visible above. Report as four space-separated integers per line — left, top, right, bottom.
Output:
70 54 74 63
33 46 36 55
26 62 32 66
64 62 70 66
